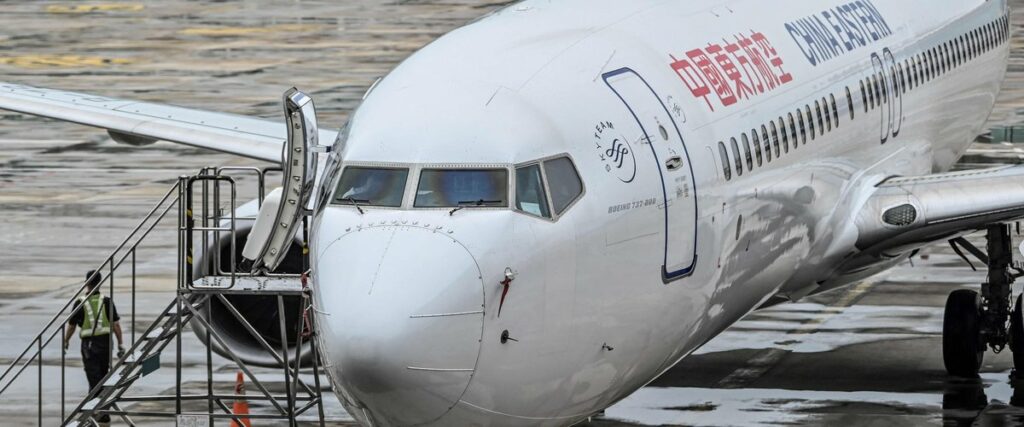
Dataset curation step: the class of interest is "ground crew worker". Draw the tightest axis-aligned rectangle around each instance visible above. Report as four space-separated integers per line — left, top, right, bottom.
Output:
63 270 125 422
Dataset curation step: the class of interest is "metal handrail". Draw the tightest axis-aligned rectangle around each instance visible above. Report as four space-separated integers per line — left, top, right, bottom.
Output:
0 182 181 395
3 165 327 426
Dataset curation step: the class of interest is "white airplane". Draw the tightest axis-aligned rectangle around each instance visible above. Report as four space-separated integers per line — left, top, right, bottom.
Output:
0 0 1021 425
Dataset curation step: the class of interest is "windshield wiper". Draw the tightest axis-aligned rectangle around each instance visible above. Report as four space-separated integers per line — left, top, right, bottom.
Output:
342 197 369 215
450 199 503 216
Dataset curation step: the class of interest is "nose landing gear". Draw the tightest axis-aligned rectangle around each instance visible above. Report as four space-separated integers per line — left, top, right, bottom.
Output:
944 224 1024 377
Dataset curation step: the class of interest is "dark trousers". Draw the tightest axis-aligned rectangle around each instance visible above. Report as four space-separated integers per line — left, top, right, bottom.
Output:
81 336 112 422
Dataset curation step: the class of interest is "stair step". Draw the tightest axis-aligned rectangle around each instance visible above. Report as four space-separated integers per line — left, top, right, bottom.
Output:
81 398 98 411
143 327 166 340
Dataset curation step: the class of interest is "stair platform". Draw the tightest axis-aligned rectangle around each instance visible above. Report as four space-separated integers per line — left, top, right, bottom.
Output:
190 275 304 295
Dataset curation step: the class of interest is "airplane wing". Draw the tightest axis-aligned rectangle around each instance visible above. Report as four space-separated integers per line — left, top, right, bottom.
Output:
855 165 1024 257
0 82 338 163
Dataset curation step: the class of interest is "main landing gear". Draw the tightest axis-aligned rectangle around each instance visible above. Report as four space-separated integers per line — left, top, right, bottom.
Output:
944 224 1024 377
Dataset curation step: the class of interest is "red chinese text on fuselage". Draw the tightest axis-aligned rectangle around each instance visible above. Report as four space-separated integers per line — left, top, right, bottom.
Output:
670 31 794 113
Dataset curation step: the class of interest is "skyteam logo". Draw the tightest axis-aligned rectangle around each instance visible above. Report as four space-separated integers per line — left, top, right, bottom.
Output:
593 120 636 184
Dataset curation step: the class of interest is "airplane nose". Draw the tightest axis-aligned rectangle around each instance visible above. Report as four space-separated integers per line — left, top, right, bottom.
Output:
315 226 485 426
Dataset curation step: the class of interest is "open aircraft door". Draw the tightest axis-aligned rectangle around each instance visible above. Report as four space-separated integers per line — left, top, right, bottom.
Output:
603 68 698 282
242 88 321 272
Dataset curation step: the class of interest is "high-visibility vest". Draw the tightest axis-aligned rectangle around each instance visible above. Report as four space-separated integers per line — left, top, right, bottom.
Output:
79 294 111 338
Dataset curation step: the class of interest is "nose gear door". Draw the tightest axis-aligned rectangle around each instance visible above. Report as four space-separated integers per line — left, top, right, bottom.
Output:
603 68 698 282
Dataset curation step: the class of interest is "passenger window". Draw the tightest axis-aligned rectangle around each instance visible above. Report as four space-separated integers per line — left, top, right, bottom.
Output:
797 109 807 145
954 36 962 63
895 63 903 93
917 54 925 84
805 105 815 141
830 94 839 127
890 68 898 97
771 120 782 157
542 157 583 215
938 45 945 73
730 137 743 176
785 114 795 152
875 72 885 103
943 44 949 72
859 80 868 112
922 53 929 81
823 98 832 131
924 52 930 79
815 100 825 135
899 63 907 93
761 125 772 162
845 88 855 120
415 169 508 208
867 77 875 109
515 164 551 218
741 133 753 171
750 130 763 167
925 51 931 79
333 166 410 208
718 141 732 180
921 54 927 82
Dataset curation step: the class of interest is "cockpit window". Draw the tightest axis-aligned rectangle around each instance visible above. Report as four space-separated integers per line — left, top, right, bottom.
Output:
542 157 583 215
415 169 508 208
332 166 409 208
515 164 551 218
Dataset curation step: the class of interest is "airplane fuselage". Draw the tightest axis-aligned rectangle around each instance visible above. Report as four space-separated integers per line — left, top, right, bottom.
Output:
309 1 1011 425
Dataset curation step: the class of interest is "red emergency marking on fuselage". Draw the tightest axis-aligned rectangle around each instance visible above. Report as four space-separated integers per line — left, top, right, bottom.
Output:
670 31 794 112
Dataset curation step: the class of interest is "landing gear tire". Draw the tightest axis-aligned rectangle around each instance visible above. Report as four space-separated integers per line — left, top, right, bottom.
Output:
1011 294 1024 374
944 289 984 377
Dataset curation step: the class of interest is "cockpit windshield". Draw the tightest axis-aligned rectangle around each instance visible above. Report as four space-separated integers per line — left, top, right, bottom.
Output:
414 169 508 208
331 167 409 207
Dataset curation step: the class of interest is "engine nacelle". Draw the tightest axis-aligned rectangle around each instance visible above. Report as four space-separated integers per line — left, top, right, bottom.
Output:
189 213 312 367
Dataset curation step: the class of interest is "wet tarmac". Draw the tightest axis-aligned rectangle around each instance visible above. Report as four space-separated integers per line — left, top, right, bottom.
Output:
4 0 1024 426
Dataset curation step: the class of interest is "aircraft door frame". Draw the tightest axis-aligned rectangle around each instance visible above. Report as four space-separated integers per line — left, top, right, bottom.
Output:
603 67 698 282
882 48 903 138
871 53 890 144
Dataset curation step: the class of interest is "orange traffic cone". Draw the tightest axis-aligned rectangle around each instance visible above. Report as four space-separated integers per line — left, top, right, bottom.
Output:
230 371 252 427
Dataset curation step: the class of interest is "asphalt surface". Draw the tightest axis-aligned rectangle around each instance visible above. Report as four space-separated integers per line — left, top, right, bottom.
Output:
3 1 1024 426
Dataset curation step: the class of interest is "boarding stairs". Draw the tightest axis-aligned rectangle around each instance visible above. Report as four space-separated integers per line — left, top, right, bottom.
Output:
0 167 329 426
